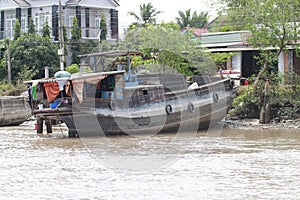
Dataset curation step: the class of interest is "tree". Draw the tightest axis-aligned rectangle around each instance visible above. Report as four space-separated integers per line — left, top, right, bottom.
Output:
219 0 300 123
219 0 300 86
176 9 209 29
13 19 21 40
123 26 216 76
128 3 162 27
159 21 181 31
10 34 59 82
100 14 107 42
27 18 35 34
70 17 82 64
190 11 209 28
41 21 51 38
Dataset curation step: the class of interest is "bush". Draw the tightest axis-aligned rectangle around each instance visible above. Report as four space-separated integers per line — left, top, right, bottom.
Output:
0 83 27 96
229 74 300 121
228 86 259 119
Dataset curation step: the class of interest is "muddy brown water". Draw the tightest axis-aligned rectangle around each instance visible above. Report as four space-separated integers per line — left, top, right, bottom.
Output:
0 121 299 199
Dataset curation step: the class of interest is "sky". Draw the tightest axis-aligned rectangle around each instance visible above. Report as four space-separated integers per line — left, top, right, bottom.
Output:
117 0 220 36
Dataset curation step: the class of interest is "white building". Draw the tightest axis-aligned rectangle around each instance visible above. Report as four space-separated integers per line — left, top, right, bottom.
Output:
0 0 119 41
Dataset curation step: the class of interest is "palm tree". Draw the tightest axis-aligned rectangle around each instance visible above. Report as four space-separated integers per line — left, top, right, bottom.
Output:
191 11 208 28
128 3 162 27
176 9 208 29
176 9 192 29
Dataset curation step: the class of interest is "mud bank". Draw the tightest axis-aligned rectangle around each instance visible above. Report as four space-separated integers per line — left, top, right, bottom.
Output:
224 118 300 130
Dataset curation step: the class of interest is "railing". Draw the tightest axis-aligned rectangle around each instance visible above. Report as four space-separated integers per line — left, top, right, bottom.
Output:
0 27 116 40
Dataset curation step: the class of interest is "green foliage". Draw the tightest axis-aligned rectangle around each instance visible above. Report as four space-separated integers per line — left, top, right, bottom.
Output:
41 21 51 38
219 0 300 59
159 22 181 31
229 86 260 119
13 19 21 40
27 18 35 34
70 17 82 64
100 14 107 42
209 52 234 70
10 34 59 82
66 64 79 74
123 26 217 76
230 73 300 120
0 83 26 96
127 3 162 27
81 39 98 55
0 40 8 79
176 9 208 29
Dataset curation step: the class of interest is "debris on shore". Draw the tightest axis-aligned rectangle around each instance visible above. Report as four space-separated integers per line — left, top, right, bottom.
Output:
224 118 300 130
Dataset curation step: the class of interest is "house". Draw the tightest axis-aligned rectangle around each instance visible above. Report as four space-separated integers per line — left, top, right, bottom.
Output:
0 0 119 41
200 31 300 80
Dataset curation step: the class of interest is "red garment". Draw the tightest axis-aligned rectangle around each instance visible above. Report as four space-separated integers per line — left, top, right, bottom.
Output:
43 82 61 102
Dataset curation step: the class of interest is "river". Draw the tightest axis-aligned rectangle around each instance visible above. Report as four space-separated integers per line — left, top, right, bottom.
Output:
0 122 299 200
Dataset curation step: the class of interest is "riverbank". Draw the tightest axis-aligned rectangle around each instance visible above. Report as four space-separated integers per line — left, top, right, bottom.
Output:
224 117 300 130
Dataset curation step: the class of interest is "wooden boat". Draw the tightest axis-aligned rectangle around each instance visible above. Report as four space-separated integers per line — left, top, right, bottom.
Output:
0 95 31 126
26 51 238 137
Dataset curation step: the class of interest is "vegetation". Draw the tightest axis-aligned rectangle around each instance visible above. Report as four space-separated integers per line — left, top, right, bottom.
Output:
127 3 162 27
100 14 107 42
41 21 51 38
13 19 21 40
176 9 209 29
27 18 35 34
229 73 300 121
218 0 300 122
0 82 26 96
119 25 216 76
10 34 59 82
70 17 82 64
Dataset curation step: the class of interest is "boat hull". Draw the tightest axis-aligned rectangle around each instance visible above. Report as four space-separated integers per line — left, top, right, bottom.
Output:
60 88 235 137
0 96 31 126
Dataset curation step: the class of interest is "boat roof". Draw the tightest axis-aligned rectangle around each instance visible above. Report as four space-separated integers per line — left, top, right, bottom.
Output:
70 70 126 80
24 78 62 84
125 84 164 90
24 71 125 83
78 50 143 58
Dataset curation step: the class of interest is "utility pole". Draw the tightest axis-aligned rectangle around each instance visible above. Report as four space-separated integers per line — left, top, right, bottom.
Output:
58 0 65 71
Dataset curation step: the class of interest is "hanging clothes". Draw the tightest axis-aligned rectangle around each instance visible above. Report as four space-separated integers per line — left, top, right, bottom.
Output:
43 82 60 103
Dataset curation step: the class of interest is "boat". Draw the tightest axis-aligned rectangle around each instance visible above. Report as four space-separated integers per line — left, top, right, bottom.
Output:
26 50 238 137
0 95 31 126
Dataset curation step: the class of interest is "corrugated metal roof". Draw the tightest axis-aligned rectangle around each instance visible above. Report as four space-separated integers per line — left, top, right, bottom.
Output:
201 32 243 45
13 0 30 7
65 0 81 5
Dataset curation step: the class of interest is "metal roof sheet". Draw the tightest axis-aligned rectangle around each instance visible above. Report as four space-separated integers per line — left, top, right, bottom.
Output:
13 0 30 7
201 32 243 45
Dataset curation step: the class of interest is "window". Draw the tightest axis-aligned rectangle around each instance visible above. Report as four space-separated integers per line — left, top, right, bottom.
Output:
69 16 74 37
34 16 39 31
6 19 15 38
95 18 100 29
21 18 26 32
40 15 49 26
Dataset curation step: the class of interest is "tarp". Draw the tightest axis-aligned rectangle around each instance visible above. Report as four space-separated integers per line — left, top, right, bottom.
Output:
54 71 71 79
72 74 107 103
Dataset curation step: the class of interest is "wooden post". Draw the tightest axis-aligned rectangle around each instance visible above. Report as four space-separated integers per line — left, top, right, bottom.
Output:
45 119 53 134
264 80 270 123
37 117 43 134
